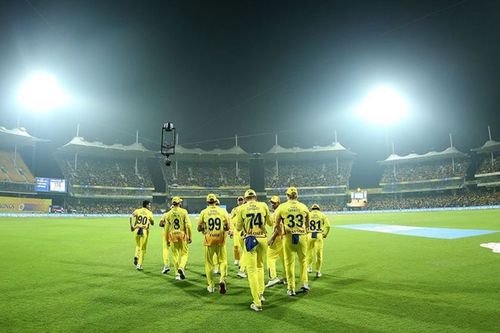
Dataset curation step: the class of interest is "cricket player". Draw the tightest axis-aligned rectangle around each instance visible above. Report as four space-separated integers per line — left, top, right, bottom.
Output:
130 200 154 270
236 189 273 312
198 193 230 294
268 187 309 295
160 196 192 280
266 195 285 288
230 196 247 278
307 204 330 278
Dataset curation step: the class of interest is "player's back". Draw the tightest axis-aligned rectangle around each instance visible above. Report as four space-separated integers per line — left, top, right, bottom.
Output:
309 210 327 233
238 201 271 238
277 200 309 235
132 207 154 230
199 206 227 245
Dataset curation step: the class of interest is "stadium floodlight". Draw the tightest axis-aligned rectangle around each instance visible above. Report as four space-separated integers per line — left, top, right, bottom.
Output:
356 85 409 126
16 71 69 112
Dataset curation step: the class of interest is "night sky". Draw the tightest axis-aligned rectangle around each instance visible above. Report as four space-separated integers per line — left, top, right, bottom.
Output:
0 0 499 186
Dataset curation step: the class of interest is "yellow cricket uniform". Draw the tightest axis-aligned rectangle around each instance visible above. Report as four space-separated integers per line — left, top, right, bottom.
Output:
230 205 247 273
307 210 330 272
236 200 272 307
267 213 285 281
131 207 154 266
198 205 229 288
275 199 309 292
161 207 192 275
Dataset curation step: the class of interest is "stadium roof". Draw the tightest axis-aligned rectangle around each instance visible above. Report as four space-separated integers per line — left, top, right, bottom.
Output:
263 141 356 160
57 136 155 158
173 144 250 161
471 140 500 154
378 146 468 165
0 126 48 148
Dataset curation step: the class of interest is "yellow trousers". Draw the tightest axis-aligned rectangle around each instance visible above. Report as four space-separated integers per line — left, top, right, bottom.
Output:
267 236 285 280
134 230 149 265
243 237 267 307
283 233 308 291
236 232 247 272
307 233 324 272
204 244 227 288
171 240 189 273
162 231 170 266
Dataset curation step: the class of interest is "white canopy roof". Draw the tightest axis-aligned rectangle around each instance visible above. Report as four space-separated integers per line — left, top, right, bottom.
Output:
378 146 468 165
471 140 500 154
0 126 48 147
264 141 355 160
58 136 155 158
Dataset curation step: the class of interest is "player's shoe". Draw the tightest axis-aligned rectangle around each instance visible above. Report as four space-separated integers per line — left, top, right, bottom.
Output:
259 294 266 303
175 275 181 281
316 271 322 278
213 268 220 275
250 303 262 312
301 284 310 291
133 257 138 266
237 271 247 278
161 266 171 274
136 264 143 271
207 286 215 293
219 281 227 294
265 277 281 288
178 268 186 280
234 260 239 266
287 289 296 296
281 278 287 285
307 267 313 273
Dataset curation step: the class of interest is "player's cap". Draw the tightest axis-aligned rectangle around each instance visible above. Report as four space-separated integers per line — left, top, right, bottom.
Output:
206 193 217 203
171 196 183 204
237 196 244 202
311 203 320 210
142 200 151 208
269 196 280 204
244 189 256 198
286 187 298 196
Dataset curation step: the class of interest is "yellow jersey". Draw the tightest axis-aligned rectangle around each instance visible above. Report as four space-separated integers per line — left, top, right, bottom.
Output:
161 207 192 242
131 207 154 234
198 205 228 246
308 210 330 235
275 199 309 235
236 200 272 238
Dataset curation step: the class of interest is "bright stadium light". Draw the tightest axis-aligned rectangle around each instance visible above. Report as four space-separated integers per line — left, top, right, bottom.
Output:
16 71 69 112
356 85 409 125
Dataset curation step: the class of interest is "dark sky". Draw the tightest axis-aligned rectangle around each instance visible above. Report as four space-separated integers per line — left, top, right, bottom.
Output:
0 0 499 186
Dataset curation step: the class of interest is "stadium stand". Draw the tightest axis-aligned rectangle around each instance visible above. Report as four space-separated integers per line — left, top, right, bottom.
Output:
378 146 470 193
0 127 43 194
472 139 500 187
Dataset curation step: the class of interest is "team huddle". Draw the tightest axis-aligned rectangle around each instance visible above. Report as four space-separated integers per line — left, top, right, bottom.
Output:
129 187 331 312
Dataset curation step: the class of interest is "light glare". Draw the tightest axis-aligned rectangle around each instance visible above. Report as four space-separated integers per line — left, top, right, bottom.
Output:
17 72 69 112
357 86 409 125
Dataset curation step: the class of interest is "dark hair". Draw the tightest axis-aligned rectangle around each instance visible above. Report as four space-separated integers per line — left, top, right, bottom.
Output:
142 200 151 208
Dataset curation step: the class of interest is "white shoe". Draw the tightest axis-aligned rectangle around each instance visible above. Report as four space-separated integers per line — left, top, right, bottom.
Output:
281 279 287 285
265 277 281 288
316 272 322 278
302 284 310 291
178 268 186 280
287 289 296 296
136 264 143 271
237 271 247 278
307 267 313 273
175 275 181 281
161 266 170 274
213 268 219 275
207 286 215 293
234 260 239 266
259 294 266 302
250 303 262 312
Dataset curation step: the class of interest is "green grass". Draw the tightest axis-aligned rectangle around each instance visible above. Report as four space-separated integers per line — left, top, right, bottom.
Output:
1 209 499 332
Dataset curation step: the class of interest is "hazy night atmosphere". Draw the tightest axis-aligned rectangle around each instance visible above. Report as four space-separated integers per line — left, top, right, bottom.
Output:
1 1 499 332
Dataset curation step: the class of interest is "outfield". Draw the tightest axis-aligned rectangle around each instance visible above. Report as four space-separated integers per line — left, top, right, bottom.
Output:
1 209 499 333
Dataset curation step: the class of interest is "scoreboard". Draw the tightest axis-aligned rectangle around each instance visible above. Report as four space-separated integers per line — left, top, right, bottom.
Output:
35 177 67 193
